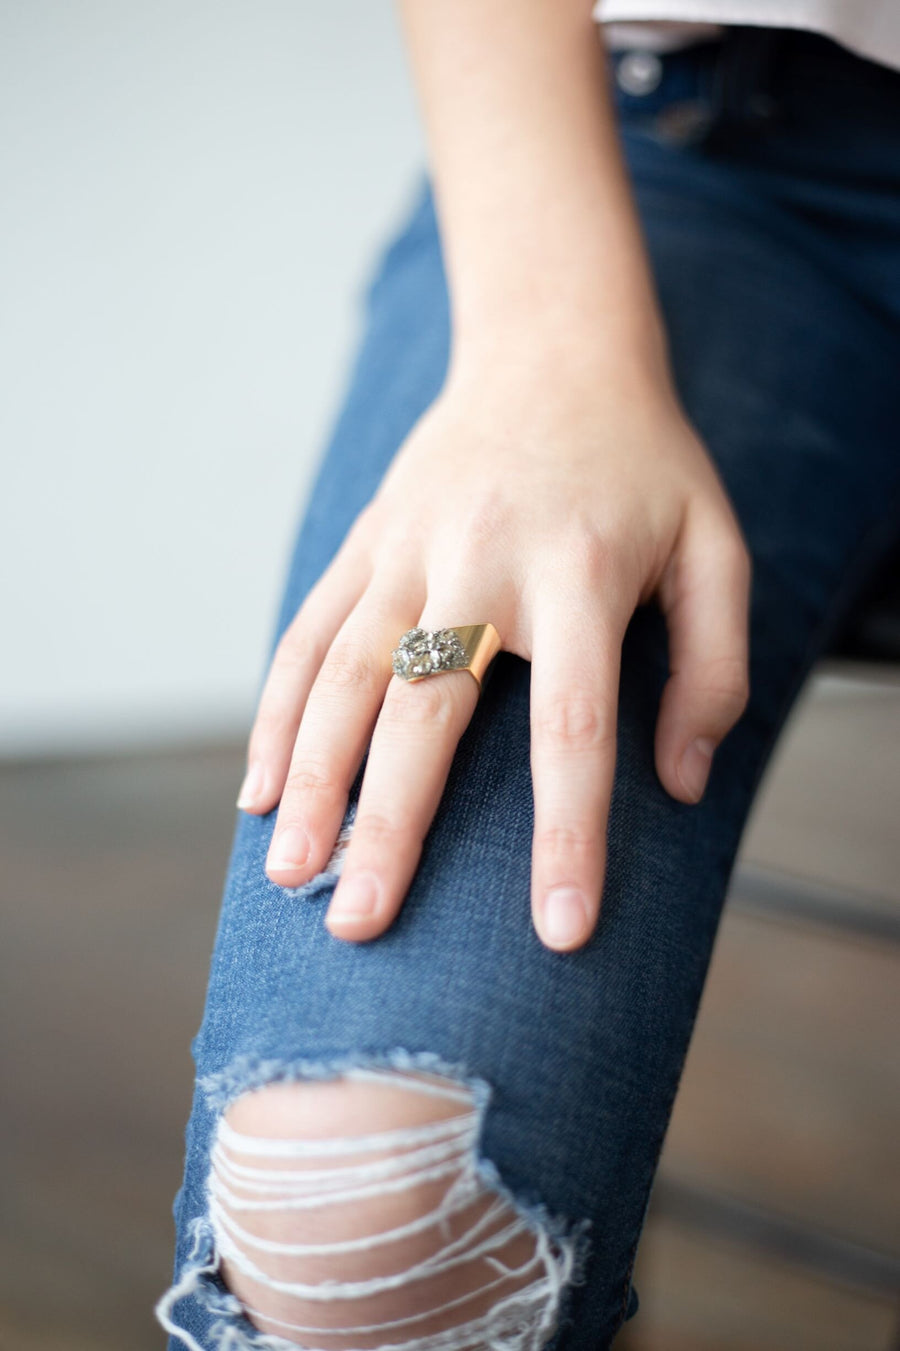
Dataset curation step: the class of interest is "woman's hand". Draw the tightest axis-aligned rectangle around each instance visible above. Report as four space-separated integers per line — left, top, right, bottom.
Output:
234 0 752 952
236 348 751 952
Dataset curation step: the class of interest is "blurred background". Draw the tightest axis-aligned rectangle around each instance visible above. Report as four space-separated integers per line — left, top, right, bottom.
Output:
1 3 898 1350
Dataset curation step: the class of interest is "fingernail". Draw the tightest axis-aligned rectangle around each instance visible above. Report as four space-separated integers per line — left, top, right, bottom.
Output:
236 762 266 810
267 824 310 871
680 736 716 802
329 872 380 920
542 887 589 947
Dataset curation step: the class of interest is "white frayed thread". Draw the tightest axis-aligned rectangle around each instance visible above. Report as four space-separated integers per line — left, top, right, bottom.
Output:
158 1058 593 1351
211 1109 479 1210
282 800 357 900
208 1066 573 1350
155 1217 290 1351
200 1050 494 1117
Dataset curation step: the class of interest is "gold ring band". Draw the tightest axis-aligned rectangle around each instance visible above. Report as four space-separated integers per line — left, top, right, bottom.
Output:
391 623 502 695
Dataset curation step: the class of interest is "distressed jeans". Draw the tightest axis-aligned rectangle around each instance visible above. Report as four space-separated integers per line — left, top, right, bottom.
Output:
158 27 900 1351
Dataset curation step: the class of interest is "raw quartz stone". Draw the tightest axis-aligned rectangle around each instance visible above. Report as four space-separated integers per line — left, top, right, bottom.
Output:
392 626 469 680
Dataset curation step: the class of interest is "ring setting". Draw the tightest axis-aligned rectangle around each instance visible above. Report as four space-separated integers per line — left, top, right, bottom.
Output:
391 627 468 680
391 623 502 695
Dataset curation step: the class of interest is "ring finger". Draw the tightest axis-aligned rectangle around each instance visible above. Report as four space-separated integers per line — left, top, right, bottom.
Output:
324 591 492 941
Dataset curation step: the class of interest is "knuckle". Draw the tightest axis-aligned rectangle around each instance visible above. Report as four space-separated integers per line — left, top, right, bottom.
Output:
458 487 512 553
284 762 340 799
699 656 751 713
711 519 753 582
347 498 379 543
382 674 460 729
249 706 295 752
554 534 641 624
535 823 599 864
573 528 639 588
339 503 383 569
352 811 405 849
534 693 615 753
246 726 279 766
273 624 314 676
560 531 612 589
320 642 384 695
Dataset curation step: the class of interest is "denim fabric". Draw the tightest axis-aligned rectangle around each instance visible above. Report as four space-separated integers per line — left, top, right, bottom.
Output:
160 27 900 1351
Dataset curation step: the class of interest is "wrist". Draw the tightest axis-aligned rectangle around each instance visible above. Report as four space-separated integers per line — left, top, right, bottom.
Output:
446 299 674 400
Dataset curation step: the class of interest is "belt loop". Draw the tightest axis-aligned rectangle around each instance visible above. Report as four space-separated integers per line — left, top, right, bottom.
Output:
711 25 785 129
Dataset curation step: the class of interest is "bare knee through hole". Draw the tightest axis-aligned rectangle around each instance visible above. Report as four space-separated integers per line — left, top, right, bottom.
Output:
209 1069 549 1350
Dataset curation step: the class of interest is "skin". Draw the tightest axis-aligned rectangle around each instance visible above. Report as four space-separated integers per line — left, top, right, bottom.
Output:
218 1074 539 1342
236 0 752 953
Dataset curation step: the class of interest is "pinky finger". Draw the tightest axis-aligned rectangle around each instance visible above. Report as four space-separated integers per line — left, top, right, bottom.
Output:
655 509 752 804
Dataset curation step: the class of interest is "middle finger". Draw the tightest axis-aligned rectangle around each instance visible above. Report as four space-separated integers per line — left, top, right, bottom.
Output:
528 580 634 952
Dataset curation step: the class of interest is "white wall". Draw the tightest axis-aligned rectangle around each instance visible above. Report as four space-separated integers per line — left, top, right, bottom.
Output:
0 0 424 756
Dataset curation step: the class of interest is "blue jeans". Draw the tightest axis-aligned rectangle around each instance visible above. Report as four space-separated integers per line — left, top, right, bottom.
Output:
159 27 900 1351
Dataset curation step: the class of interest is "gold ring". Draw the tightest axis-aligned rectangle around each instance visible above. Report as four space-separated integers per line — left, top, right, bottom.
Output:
391 624 502 696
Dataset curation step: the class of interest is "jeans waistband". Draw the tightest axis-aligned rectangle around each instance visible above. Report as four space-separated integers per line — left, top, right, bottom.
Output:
608 26 900 148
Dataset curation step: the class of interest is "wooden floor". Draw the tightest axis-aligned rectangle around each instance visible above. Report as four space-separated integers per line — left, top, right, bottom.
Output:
1 660 898 1351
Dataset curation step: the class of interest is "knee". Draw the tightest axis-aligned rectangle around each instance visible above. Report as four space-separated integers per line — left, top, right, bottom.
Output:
209 1068 549 1350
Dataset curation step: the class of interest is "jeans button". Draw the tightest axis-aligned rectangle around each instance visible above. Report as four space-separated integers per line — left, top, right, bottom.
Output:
615 50 663 96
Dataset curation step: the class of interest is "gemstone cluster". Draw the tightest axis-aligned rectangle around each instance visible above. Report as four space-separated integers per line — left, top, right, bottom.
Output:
391 627 469 681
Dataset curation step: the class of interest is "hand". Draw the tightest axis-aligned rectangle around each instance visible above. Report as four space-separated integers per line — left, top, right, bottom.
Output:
236 351 751 952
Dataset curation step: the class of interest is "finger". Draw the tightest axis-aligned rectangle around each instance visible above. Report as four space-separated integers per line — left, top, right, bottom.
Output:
265 573 424 886
529 580 634 953
324 597 484 942
655 508 752 805
237 508 377 815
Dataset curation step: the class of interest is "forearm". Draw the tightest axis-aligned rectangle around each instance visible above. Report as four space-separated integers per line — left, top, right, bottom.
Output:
395 0 669 378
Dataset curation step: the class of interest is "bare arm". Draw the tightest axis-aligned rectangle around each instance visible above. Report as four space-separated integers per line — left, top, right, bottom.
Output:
397 0 669 376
